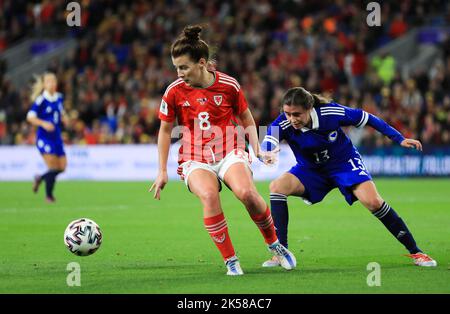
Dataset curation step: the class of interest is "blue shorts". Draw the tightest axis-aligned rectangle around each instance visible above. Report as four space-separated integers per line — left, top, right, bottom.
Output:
36 137 66 157
288 153 372 205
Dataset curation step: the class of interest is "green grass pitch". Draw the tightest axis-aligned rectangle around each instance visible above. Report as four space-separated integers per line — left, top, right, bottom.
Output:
0 179 449 294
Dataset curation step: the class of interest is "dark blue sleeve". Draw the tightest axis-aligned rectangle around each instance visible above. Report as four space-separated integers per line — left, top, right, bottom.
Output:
338 104 367 127
27 96 43 118
339 104 405 144
261 115 286 151
366 113 405 144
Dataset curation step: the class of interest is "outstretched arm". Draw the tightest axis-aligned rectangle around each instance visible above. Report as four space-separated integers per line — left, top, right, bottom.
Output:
365 113 422 151
344 106 423 151
238 108 282 164
238 108 263 159
149 120 174 200
365 113 404 144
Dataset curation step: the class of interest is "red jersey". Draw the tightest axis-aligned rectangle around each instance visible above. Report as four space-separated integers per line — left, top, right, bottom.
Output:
158 71 249 164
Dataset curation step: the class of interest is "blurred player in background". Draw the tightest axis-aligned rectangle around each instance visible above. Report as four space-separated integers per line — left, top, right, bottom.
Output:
150 25 296 275
261 87 437 268
26 72 67 203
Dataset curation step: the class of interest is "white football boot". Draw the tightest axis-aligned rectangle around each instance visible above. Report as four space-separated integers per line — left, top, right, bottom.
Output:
225 256 244 275
262 256 281 267
267 241 296 270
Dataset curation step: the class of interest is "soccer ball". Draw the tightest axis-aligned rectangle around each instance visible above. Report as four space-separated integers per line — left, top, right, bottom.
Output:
64 218 103 256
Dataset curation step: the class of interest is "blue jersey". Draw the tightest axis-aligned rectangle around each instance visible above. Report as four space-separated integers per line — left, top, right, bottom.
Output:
27 90 64 142
262 102 405 169
27 90 66 156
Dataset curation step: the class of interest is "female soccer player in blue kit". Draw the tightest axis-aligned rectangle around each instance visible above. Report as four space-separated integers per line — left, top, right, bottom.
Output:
27 72 67 203
260 87 437 267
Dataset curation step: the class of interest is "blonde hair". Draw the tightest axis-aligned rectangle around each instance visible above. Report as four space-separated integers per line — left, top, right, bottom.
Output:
30 72 56 102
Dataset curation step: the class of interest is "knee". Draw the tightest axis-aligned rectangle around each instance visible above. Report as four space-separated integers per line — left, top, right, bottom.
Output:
59 162 67 172
198 189 220 207
363 197 384 212
235 188 259 206
269 180 286 195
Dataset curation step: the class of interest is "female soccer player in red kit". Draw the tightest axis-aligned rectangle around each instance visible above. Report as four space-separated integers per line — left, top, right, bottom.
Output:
150 25 296 275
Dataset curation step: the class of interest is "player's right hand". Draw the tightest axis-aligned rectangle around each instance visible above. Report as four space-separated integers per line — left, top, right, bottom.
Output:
258 147 280 165
149 171 168 200
42 121 55 132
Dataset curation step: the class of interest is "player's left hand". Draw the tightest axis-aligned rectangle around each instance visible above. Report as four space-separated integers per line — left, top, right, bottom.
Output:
177 166 185 181
401 138 422 151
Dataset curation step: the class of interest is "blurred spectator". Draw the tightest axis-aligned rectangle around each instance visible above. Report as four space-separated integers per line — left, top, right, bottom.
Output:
371 52 396 86
344 43 367 90
389 13 409 39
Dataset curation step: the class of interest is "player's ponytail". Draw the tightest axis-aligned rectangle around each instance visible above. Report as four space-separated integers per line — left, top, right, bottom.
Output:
171 25 210 62
30 74 44 102
311 93 332 105
30 72 57 102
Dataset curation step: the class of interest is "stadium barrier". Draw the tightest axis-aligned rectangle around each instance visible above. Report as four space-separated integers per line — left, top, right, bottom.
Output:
0 144 449 181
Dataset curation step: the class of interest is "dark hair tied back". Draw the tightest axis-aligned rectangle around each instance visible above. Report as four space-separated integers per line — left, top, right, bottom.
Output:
183 25 202 41
281 87 332 110
171 25 210 62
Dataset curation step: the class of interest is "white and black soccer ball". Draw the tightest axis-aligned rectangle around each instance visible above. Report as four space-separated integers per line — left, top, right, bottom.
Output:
64 218 103 256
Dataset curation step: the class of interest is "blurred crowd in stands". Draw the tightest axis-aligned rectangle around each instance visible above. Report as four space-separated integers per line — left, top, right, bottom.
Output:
0 0 449 147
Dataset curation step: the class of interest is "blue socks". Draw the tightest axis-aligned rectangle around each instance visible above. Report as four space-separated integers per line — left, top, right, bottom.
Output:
270 193 289 248
373 202 421 254
41 170 62 198
269 194 421 255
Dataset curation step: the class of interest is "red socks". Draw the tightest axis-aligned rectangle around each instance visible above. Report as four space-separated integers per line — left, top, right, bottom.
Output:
204 212 235 260
250 206 278 245
204 206 277 261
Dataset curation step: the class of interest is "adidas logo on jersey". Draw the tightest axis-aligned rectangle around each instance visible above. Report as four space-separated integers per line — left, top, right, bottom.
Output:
359 170 368 176
183 101 191 107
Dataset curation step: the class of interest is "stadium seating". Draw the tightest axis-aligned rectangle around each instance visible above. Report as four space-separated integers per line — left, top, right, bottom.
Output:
0 0 449 147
